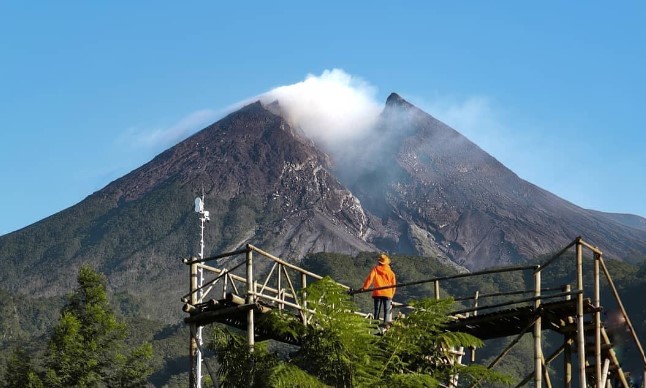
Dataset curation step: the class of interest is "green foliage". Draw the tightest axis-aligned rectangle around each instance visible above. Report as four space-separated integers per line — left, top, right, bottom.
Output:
113 343 154 388
378 298 510 386
4 247 646 386
1 348 44 388
43 265 153 387
266 363 330 387
45 312 96 387
212 277 511 387
284 277 382 386
211 325 279 387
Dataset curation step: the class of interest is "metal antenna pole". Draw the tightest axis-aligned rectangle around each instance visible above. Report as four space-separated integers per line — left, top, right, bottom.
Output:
194 191 209 388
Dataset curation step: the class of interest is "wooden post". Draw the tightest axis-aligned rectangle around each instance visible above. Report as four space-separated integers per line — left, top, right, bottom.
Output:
471 290 479 363
565 337 573 388
189 262 198 388
599 257 646 382
576 240 587 388
277 264 283 310
594 253 602 387
301 273 308 323
246 247 255 351
223 271 229 299
434 280 440 300
534 268 543 388
564 284 573 388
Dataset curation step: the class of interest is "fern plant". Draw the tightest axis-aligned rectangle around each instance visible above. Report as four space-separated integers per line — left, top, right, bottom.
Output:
377 298 511 386
210 277 511 387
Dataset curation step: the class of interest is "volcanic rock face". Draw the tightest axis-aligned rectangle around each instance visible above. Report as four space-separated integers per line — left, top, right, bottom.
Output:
2 92 646 320
104 101 380 258
338 93 646 268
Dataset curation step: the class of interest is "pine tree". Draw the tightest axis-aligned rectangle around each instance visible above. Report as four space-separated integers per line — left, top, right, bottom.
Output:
43 264 153 387
1 348 44 388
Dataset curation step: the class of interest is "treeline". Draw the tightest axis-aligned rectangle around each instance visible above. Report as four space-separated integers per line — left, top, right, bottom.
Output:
2 252 645 386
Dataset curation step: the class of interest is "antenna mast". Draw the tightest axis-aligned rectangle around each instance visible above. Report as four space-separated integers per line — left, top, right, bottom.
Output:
191 190 210 388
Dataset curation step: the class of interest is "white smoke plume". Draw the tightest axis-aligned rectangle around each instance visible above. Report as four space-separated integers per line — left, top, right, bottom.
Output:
259 69 382 150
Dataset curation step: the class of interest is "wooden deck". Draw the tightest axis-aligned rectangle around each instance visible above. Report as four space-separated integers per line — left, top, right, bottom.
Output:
186 294 598 344
445 298 599 340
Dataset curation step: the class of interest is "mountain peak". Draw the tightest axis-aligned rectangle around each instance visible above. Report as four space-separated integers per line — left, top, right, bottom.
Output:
386 92 412 107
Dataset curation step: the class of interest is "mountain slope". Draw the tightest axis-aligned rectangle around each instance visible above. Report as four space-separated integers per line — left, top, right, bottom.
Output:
1 94 646 324
336 93 646 268
588 210 646 233
0 102 379 321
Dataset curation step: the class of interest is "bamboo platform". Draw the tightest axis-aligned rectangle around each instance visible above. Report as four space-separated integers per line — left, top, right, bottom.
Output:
446 298 598 340
183 239 646 388
184 294 301 345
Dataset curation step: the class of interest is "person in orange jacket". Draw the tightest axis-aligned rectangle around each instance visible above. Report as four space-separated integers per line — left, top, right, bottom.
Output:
360 253 396 323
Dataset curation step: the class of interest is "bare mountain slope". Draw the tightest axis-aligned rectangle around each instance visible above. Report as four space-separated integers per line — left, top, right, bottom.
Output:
336 93 646 268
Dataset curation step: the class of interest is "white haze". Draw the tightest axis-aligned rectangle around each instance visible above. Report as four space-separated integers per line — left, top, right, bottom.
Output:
119 109 220 150
260 69 382 150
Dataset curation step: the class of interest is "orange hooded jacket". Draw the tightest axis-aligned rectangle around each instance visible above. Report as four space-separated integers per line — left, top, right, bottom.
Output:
362 263 396 299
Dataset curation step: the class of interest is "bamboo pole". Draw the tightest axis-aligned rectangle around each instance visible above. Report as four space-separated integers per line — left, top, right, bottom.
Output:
223 271 229 299
534 269 543 388
565 337 573 388
183 247 249 265
486 316 538 369
471 291 479 363
278 264 283 310
248 244 329 283
246 247 255 351
353 265 537 296
576 240 587 388
577 239 603 255
600 328 630 387
598 256 646 367
468 318 538 388
452 286 564 302
450 290 578 316
515 343 566 388
600 359 610 388
189 262 198 388
301 273 308 323
182 260 246 302
565 284 572 388
258 262 278 296
535 237 579 273
542 354 553 388
594 253 602 387
196 264 298 302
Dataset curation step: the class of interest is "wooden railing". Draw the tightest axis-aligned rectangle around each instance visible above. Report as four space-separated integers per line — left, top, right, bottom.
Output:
182 237 646 388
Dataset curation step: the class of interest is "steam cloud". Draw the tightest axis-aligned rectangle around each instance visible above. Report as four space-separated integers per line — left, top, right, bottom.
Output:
260 69 382 150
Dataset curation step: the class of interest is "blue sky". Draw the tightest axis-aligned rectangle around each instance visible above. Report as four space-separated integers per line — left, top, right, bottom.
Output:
1 2 645 235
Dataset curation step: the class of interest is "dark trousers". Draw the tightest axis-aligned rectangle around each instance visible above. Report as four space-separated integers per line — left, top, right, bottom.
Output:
373 296 392 323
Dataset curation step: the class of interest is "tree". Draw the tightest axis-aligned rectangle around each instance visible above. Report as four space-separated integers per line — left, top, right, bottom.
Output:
43 264 153 387
210 276 511 387
1 348 44 388
211 326 280 387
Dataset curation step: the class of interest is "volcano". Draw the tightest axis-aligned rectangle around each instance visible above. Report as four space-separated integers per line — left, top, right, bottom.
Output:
1 93 645 321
